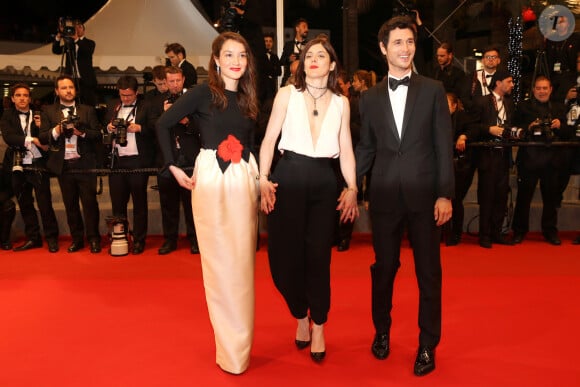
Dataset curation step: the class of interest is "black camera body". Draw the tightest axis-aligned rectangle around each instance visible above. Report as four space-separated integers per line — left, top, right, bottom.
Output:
220 1 243 32
111 118 128 147
166 93 180 104
58 16 76 38
394 2 417 18
530 117 554 140
61 114 80 139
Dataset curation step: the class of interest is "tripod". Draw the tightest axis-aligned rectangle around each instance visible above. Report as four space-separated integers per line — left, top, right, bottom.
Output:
58 36 82 99
530 49 550 95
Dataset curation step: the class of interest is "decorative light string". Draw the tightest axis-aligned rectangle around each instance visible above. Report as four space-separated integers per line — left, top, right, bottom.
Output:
508 16 523 106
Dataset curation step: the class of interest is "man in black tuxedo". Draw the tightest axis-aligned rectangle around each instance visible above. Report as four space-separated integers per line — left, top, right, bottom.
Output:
165 43 197 89
280 18 308 87
1 83 59 252
52 20 98 106
468 70 516 248
103 76 156 254
39 75 102 254
355 16 454 377
152 66 200 255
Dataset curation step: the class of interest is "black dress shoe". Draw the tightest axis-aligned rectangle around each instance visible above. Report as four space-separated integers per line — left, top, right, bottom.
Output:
158 240 177 255
13 239 42 252
67 241 85 253
479 237 492 249
190 240 200 254
90 240 102 253
512 232 525 244
310 350 326 363
47 239 59 253
445 234 461 246
543 233 561 246
337 238 350 252
132 241 145 255
492 235 514 246
371 333 390 360
573 235 580 245
414 346 436 376
1 241 12 250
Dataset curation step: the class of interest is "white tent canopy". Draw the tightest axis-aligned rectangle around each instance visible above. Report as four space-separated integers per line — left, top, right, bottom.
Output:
0 0 218 72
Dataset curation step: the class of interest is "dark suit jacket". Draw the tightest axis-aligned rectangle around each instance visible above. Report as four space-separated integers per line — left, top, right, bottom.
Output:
103 99 156 167
39 103 102 175
179 60 198 89
1 108 45 155
356 75 454 212
280 40 301 87
52 37 97 87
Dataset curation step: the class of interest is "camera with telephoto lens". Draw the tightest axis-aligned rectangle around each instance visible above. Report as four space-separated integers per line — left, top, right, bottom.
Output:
58 17 77 38
393 2 418 18
61 114 80 139
11 147 27 173
502 126 525 141
219 1 243 32
106 216 130 257
530 117 554 140
110 118 128 147
166 93 181 105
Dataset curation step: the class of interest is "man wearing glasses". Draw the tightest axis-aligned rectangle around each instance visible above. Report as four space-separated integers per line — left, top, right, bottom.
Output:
464 46 502 112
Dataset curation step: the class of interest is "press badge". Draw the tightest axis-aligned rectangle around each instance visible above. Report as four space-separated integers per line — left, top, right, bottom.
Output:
554 62 561 72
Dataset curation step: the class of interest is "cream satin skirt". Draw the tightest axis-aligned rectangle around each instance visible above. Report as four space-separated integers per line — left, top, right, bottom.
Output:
191 149 259 374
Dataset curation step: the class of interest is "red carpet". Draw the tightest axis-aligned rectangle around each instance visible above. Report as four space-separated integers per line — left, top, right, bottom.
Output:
1 233 579 386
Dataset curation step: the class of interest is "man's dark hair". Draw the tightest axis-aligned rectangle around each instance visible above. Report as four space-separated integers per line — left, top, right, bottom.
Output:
264 31 275 39
165 43 186 58
54 74 75 89
439 42 453 54
9 83 30 97
117 75 139 92
482 45 501 58
294 17 308 29
378 16 417 48
151 65 167 80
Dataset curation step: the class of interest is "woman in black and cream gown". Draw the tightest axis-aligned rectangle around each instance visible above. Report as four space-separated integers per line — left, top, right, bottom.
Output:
156 32 259 375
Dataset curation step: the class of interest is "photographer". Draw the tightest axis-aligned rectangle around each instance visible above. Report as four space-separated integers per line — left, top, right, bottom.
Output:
39 75 103 254
1 83 59 252
165 43 197 89
52 19 98 106
511 76 575 245
468 70 516 248
103 75 156 255
152 66 200 255
0 135 16 250
280 17 308 87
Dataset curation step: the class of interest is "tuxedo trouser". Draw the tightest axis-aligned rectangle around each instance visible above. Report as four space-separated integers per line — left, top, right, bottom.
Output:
370 203 442 348
157 172 196 242
109 156 149 242
267 151 338 325
477 148 510 239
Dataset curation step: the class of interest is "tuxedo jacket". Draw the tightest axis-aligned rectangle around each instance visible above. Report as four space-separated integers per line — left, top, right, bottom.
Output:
280 40 301 86
103 98 156 167
52 37 97 87
39 103 102 175
1 108 47 159
180 60 198 89
355 75 454 213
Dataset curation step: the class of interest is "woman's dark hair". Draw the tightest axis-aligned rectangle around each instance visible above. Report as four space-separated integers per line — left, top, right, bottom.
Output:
293 37 341 95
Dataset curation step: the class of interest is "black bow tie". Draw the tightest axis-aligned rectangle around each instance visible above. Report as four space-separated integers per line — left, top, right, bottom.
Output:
485 74 493 78
388 76 410 91
60 104 74 110
122 104 135 108
18 111 29 116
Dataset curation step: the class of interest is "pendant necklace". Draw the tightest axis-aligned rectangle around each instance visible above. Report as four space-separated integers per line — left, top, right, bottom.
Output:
305 83 328 116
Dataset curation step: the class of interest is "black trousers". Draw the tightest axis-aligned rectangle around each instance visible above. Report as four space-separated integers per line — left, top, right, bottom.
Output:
157 172 196 242
477 149 510 240
369 200 442 348
58 160 100 243
512 164 560 235
450 158 476 236
109 156 149 243
12 168 59 241
267 151 338 325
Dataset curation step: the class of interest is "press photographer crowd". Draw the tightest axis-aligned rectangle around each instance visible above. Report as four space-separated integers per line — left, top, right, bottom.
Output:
1 2 580 261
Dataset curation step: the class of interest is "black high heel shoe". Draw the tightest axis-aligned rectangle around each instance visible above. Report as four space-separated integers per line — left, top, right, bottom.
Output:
295 317 311 350
310 350 326 363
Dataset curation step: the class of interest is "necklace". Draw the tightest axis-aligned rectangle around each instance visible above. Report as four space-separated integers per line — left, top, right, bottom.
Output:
305 85 328 116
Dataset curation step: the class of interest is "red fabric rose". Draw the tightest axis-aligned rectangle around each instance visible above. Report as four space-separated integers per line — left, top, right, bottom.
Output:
217 135 244 163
